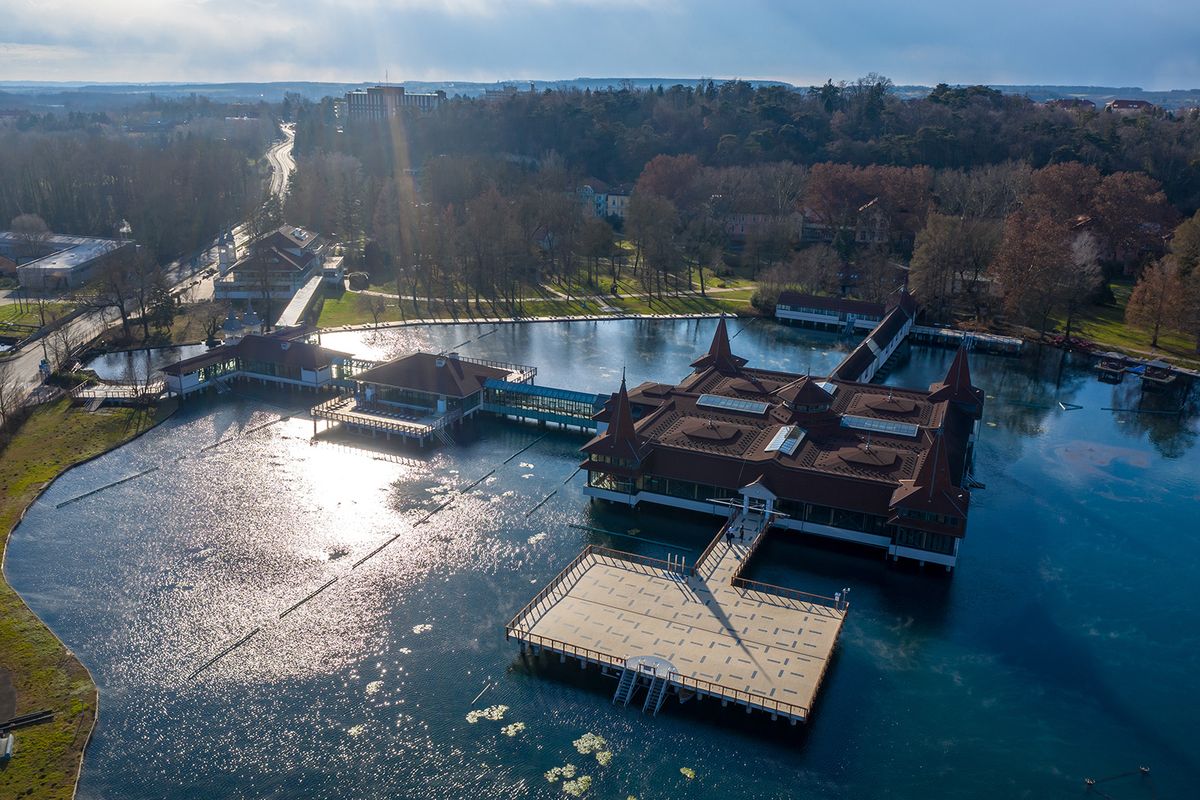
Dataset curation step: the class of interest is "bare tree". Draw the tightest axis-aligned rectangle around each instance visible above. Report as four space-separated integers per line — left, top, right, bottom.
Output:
0 358 22 437
10 213 51 261
200 301 229 343
1060 232 1103 341
356 293 388 328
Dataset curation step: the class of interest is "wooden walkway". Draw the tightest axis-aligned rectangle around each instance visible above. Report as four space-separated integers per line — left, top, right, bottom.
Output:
507 514 848 723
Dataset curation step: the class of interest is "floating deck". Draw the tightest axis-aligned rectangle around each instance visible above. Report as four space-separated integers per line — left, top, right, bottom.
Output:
506 514 848 724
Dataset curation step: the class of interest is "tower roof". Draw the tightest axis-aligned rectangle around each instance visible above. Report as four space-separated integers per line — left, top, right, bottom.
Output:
584 375 643 463
890 430 969 522
774 376 832 409
927 346 984 409
690 317 748 373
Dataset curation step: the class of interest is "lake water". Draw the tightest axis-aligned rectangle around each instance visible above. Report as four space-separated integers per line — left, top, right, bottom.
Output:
84 344 209 382
7 318 1199 800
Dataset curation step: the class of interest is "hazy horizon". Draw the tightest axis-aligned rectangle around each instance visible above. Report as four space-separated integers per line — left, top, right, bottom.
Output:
3 1 1198 90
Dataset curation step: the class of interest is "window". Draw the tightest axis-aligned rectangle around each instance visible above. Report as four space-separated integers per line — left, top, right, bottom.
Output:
841 415 920 438
696 394 770 415
765 425 806 455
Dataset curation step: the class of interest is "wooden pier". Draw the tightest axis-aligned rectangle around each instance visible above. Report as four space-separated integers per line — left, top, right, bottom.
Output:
506 513 848 724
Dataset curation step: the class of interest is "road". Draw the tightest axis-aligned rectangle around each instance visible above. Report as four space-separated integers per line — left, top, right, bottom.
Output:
1 127 294 406
266 125 295 200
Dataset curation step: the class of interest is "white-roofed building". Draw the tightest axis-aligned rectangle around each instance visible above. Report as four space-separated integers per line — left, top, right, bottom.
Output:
0 231 135 290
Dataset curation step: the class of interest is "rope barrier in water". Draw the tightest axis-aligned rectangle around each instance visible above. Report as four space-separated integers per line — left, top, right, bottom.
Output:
525 490 557 517
187 627 261 680
55 466 160 508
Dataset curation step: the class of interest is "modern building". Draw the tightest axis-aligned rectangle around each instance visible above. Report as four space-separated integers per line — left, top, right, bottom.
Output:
581 318 983 569
0 231 134 290
214 225 326 301
344 85 447 120
161 330 352 397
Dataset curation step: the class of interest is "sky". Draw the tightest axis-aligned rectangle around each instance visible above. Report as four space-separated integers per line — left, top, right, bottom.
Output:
2 0 1198 89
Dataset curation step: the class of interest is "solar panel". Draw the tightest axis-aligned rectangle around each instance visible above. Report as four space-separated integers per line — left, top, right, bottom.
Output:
696 394 770 415
765 425 807 455
840 415 920 437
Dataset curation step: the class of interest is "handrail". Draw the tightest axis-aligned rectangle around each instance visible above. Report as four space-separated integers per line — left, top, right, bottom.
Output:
587 545 684 574
691 521 731 576
505 629 810 720
503 545 598 631
730 575 846 610
728 515 772 583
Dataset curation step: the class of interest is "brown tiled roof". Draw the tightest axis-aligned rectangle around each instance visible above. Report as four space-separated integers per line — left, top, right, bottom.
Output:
354 353 509 397
889 431 970 533
832 344 876 381
161 335 349 376
773 376 832 408
583 377 646 462
927 346 985 410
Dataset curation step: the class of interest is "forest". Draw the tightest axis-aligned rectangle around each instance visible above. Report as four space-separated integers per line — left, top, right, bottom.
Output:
0 97 276 262
285 78 1200 351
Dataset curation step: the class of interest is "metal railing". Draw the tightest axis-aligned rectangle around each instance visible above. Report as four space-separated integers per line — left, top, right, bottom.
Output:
444 353 536 384
311 394 437 436
691 521 731 577
505 629 811 721
729 576 846 612
503 546 598 632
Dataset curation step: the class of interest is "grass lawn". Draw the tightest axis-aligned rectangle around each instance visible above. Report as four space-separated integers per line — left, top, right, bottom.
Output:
0 398 175 800
94 302 223 349
0 302 74 330
1060 282 1200 369
317 286 756 328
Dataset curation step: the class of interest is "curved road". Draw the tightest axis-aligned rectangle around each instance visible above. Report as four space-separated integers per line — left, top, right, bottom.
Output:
266 125 295 200
1 127 295 406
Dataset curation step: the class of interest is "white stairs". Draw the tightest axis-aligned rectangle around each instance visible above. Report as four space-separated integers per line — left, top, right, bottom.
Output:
642 675 668 715
612 667 638 706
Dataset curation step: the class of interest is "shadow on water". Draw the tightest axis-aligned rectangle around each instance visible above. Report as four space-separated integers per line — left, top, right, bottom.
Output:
987 600 1199 779
744 532 955 628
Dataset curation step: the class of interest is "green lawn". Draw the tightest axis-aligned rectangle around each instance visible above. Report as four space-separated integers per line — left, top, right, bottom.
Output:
0 302 74 330
1059 282 1200 368
0 398 174 800
317 286 756 328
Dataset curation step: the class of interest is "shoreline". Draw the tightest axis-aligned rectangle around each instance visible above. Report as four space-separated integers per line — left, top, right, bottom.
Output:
0 399 177 800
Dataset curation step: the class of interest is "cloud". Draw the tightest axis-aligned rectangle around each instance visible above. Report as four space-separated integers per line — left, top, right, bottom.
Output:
1 0 1197 88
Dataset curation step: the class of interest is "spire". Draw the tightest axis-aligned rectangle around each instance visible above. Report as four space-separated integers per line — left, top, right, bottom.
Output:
690 316 748 372
927 346 984 413
608 374 637 446
890 430 968 519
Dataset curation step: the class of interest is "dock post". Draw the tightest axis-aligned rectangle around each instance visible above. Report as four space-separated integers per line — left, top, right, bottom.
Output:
579 658 586 670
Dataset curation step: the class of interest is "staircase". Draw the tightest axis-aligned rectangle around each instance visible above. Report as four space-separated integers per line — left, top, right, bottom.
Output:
612 667 638 706
433 426 456 447
642 674 669 715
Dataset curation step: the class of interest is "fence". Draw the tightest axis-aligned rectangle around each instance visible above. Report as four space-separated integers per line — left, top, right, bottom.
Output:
507 629 811 721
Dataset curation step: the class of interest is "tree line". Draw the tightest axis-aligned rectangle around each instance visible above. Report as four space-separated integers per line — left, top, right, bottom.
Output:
0 100 275 262
283 79 1200 343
